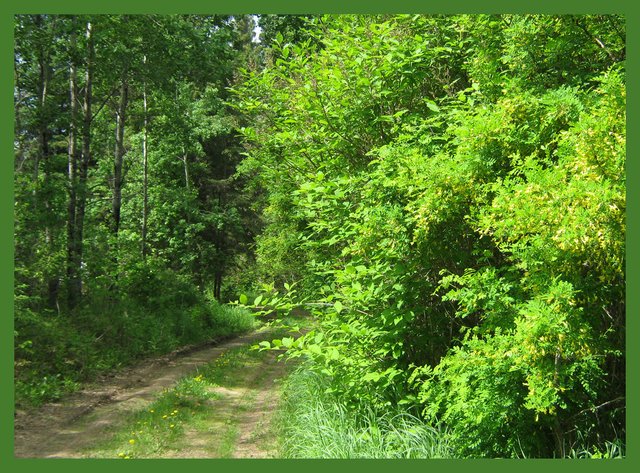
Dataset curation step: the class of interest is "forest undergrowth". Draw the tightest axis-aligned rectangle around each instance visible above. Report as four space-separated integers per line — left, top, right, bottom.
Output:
15 271 256 407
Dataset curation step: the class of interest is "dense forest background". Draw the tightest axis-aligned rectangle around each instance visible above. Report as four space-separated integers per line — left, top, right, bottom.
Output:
14 14 625 458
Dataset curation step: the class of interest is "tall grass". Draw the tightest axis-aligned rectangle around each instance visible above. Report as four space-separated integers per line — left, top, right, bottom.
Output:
277 363 625 459
277 364 453 459
564 440 624 459
207 301 257 339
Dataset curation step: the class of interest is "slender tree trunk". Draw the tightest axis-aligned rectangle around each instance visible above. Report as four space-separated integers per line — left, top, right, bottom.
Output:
112 69 128 238
213 219 224 300
214 271 222 301
182 145 190 191
32 15 46 212
34 15 60 310
66 26 81 311
552 418 565 458
141 56 149 260
66 20 94 311
14 67 26 171
74 20 94 298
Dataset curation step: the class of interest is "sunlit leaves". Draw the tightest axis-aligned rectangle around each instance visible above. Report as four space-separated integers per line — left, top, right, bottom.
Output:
234 14 625 457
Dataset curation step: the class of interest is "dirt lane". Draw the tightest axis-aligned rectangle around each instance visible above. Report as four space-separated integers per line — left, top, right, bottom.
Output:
230 349 289 458
13 327 286 458
162 348 290 459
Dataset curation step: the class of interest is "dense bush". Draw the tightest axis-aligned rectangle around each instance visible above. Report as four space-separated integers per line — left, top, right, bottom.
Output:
235 14 625 457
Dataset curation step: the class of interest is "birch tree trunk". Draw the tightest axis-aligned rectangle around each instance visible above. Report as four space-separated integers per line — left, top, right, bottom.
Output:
112 68 128 238
66 20 94 311
66 26 80 310
141 56 149 260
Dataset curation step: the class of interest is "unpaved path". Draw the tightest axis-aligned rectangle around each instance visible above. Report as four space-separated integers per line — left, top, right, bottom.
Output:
163 348 290 459
13 327 290 458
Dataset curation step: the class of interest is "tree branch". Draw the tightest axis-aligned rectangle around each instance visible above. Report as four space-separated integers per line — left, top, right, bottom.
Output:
572 18 617 62
91 85 119 122
571 397 625 419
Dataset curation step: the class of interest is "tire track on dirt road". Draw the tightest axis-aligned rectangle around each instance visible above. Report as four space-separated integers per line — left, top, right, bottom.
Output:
14 327 287 458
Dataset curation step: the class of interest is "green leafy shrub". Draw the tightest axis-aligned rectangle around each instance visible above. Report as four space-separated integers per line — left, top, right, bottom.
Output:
235 14 625 457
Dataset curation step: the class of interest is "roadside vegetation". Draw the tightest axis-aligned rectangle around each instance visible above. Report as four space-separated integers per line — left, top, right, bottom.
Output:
276 363 453 459
15 279 256 407
237 14 626 458
276 360 623 459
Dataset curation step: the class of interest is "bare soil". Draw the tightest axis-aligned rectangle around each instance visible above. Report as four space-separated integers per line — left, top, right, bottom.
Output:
13 327 290 459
